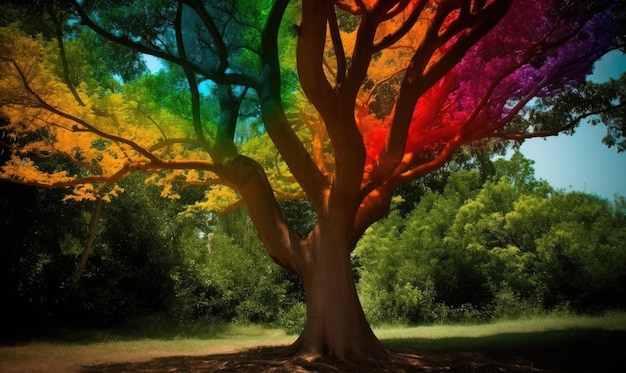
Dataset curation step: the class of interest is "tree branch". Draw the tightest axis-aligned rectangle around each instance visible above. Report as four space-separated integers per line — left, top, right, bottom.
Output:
72 197 103 285
328 6 347 85
69 0 258 89
385 0 513 164
372 0 427 53
491 102 626 141
3 56 159 163
221 155 305 273
183 0 229 73
174 3 211 154
46 2 85 107
297 0 335 115
259 0 329 209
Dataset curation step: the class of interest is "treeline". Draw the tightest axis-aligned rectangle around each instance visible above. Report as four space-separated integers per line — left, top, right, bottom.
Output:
0 171 304 335
355 153 626 324
1 153 625 337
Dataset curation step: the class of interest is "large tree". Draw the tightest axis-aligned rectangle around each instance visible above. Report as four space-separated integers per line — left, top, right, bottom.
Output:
1 0 623 364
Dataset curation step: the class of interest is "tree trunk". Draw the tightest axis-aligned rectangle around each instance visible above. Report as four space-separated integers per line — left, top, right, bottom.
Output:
287 224 389 362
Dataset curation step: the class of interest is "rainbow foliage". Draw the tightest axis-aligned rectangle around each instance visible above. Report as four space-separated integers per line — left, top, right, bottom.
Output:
358 0 618 165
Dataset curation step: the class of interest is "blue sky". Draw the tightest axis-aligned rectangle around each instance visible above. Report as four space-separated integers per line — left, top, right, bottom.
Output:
508 51 626 200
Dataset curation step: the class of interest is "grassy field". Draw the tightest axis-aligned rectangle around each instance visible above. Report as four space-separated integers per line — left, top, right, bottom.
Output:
1 313 625 372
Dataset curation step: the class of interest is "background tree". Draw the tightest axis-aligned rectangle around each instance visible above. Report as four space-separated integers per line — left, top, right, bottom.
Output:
1 0 624 363
355 154 626 324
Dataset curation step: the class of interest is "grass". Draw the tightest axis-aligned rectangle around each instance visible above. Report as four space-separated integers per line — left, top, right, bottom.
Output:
0 323 295 373
377 312 626 372
1 313 625 372
374 310 626 341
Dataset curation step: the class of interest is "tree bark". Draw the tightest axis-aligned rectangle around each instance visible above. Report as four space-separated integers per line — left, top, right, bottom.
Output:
223 155 388 361
286 223 389 362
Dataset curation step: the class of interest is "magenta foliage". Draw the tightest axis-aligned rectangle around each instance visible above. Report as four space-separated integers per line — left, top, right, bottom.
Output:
444 0 619 140
365 1 619 163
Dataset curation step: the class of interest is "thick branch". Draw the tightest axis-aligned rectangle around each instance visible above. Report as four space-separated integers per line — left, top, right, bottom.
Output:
328 6 347 85
372 0 428 53
259 0 329 208
222 155 305 273
385 0 513 163
175 3 211 153
297 0 335 116
69 0 258 89
214 84 240 158
46 2 85 107
343 11 378 98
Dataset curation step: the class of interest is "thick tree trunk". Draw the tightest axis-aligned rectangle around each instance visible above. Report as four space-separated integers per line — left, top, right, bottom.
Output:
286 225 389 362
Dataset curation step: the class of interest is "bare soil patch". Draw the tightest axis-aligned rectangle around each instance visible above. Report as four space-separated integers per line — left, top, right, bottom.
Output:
1 329 624 372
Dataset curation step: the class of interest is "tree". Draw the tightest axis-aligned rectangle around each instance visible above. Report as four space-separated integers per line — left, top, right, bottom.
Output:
1 0 623 364
355 155 626 324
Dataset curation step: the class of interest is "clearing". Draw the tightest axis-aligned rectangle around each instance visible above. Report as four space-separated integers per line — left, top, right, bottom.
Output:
1 314 625 372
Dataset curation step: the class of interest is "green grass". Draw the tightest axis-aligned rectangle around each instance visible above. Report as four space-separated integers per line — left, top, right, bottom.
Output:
35 320 292 346
1 313 625 372
0 323 295 373
374 311 626 342
376 313 626 372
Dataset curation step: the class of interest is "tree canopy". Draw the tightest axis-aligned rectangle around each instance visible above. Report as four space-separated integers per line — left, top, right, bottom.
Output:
1 0 624 364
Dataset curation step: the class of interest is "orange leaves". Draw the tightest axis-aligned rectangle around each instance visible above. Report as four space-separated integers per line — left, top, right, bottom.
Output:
335 0 369 14
63 184 125 203
335 0 424 15
0 155 73 186
0 25 205 203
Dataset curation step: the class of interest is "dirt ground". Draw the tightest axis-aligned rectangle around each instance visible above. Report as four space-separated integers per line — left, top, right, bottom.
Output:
1 329 625 372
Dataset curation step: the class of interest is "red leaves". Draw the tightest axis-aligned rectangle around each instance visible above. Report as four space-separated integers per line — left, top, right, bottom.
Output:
358 0 618 171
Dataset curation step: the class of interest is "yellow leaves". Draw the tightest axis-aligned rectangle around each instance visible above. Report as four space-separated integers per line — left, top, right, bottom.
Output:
184 185 240 215
185 169 201 183
0 27 44 81
0 26 148 202
144 170 185 199
241 133 304 196
0 155 72 186
62 184 124 203
159 183 180 199
2 24 290 215
63 184 96 202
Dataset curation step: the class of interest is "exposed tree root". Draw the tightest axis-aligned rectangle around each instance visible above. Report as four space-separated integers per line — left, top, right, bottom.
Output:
77 328 626 372
216 345 435 372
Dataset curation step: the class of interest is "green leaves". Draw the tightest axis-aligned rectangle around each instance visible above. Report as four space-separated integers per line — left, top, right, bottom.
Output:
355 154 626 323
516 72 626 152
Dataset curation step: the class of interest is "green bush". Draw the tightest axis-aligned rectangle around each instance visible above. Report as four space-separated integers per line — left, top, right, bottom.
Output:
275 302 306 335
355 156 626 325
491 284 541 320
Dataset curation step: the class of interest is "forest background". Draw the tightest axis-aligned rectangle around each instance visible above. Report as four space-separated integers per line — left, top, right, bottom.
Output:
2 150 625 337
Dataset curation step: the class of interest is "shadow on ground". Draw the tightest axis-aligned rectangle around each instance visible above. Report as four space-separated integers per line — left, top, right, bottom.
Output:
80 329 626 372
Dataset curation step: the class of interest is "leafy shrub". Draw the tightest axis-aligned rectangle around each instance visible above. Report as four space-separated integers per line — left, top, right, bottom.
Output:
431 303 484 324
355 157 626 325
491 284 541 320
275 302 306 335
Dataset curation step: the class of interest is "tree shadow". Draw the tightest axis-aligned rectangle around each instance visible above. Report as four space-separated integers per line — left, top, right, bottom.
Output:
79 329 626 372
